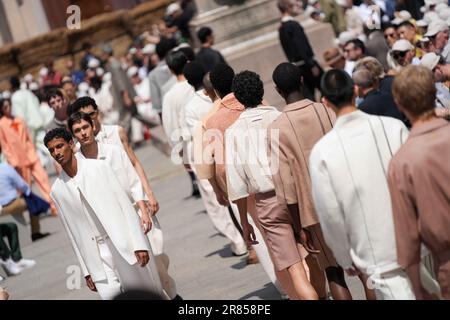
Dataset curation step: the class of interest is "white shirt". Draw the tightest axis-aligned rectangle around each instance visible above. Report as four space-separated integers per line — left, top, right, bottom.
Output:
180 90 213 141
96 124 122 146
134 77 159 123
309 111 409 274
225 106 281 202
344 60 356 75
89 83 119 125
161 80 195 147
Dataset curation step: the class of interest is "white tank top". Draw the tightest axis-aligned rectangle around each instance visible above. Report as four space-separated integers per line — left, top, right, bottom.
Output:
96 124 123 149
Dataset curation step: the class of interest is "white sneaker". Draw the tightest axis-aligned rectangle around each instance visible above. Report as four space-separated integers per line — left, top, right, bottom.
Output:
231 240 248 256
0 258 22 276
16 259 36 270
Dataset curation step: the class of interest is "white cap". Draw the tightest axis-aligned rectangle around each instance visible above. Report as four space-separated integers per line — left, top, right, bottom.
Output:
129 47 137 55
435 3 448 12
1 91 11 99
96 68 105 77
103 72 112 83
39 67 48 77
392 10 412 25
127 66 139 78
166 3 181 16
439 7 450 20
335 0 347 7
425 0 439 7
419 36 430 43
416 19 429 28
24 73 33 82
87 58 100 69
77 82 90 94
142 43 155 55
392 39 415 51
29 82 39 91
424 19 449 37
337 31 355 46
424 11 441 23
420 52 441 70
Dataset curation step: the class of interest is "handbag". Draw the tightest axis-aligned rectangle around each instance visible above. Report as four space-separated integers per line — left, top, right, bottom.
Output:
23 192 50 216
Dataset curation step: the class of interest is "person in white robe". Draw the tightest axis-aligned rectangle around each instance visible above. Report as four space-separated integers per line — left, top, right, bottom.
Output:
68 112 180 300
179 62 247 256
309 69 414 300
44 128 164 300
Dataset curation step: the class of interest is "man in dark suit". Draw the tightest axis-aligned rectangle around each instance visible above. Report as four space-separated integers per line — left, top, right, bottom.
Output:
353 68 410 128
277 0 323 101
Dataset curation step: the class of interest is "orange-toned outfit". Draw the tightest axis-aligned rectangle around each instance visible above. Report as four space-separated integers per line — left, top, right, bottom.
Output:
0 116 56 214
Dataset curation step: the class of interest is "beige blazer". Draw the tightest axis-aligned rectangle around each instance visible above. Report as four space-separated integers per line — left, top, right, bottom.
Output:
268 99 336 228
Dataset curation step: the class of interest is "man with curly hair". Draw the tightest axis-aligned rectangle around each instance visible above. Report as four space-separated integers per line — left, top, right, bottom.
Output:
225 70 316 299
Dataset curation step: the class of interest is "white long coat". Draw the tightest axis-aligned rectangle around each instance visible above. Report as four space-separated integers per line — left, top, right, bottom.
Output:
309 111 409 274
76 143 145 204
51 158 150 282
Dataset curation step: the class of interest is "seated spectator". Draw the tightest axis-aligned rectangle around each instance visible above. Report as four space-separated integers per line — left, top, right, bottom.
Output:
425 20 450 63
127 66 160 127
388 39 418 73
65 59 84 86
352 66 410 127
420 52 450 115
42 60 62 87
0 148 51 242
323 47 346 70
383 23 398 49
397 20 422 58
164 2 195 42
61 76 77 105
364 24 390 71
343 39 366 74
79 42 101 71
354 56 394 95
0 222 36 276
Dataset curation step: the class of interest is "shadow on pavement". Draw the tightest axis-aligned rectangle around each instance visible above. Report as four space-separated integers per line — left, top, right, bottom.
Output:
238 282 281 300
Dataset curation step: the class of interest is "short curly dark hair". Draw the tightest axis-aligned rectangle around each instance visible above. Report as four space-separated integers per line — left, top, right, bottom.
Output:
232 70 264 107
210 63 235 98
44 128 73 148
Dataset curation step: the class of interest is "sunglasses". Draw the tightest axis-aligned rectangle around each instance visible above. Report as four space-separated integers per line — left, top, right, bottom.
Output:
392 51 408 60
384 33 396 39
83 110 98 118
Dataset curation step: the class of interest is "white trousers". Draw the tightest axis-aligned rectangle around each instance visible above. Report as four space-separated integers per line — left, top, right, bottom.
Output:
229 203 285 295
190 165 247 256
94 238 166 300
147 216 178 299
370 269 416 300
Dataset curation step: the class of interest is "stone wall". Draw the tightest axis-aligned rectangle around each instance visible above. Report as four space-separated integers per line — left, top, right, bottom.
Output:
0 0 172 91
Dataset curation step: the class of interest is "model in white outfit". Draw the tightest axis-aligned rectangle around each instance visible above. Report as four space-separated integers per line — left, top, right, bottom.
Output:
180 88 247 256
93 123 178 299
50 154 164 300
309 109 415 300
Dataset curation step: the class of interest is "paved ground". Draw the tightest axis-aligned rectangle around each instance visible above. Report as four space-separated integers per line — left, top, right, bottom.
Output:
0 141 366 300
